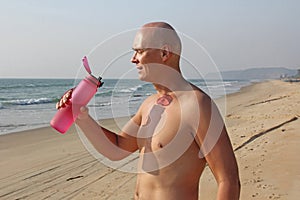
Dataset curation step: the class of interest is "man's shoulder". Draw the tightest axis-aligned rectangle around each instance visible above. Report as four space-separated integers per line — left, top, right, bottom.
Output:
186 84 212 104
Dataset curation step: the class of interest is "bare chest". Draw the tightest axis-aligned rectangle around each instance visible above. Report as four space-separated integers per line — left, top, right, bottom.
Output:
137 103 184 150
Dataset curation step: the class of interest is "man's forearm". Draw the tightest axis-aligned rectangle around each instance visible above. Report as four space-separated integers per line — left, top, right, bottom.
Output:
75 115 130 161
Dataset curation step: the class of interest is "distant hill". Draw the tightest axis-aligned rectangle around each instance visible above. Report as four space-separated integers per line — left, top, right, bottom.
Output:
205 67 298 80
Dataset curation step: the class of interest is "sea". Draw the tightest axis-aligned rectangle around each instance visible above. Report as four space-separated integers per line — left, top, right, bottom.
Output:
0 78 251 135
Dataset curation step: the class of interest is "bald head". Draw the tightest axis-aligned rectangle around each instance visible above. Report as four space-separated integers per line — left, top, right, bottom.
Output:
133 22 182 56
142 21 176 30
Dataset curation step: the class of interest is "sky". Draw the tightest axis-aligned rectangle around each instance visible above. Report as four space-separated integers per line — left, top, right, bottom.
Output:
0 0 299 78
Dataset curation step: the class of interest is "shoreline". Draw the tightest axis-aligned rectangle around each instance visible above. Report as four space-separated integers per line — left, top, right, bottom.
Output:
1 79 299 199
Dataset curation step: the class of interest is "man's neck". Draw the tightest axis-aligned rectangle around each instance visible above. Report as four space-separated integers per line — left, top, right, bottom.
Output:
152 71 189 96
153 84 172 95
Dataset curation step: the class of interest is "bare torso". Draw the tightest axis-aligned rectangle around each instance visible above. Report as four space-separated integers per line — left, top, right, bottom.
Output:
134 90 206 200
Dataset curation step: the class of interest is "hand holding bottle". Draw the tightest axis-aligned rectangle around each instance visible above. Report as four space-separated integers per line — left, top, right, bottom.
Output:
56 88 74 109
50 56 103 133
56 89 90 121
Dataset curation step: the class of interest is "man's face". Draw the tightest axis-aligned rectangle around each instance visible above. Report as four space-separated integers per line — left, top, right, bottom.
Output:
131 30 162 82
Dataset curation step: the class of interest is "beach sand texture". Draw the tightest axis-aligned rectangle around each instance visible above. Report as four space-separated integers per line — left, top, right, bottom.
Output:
0 80 299 199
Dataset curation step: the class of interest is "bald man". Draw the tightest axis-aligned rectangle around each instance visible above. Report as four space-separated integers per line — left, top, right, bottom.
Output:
59 22 240 199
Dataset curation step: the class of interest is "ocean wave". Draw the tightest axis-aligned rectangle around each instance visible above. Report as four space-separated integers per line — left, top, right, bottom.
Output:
25 83 37 87
95 90 113 97
118 85 143 93
0 81 73 90
89 97 142 107
129 98 142 102
0 123 27 128
1 98 55 106
95 85 144 97
207 82 233 89
88 102 112 107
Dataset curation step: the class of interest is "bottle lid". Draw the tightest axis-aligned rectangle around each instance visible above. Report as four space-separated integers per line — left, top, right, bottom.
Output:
82 56 92 74
82 56 104 88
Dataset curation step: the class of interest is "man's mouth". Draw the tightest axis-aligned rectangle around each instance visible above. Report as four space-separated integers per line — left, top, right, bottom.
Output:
136 66 143 70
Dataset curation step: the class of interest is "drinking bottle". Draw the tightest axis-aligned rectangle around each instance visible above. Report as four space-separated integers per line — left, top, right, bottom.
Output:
50 56 103 133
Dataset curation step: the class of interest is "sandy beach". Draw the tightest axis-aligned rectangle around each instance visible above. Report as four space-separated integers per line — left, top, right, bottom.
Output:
0 80 299 200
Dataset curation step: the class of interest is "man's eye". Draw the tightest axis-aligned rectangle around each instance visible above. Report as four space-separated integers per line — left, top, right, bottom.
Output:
133 48 150 54
136 49 144 54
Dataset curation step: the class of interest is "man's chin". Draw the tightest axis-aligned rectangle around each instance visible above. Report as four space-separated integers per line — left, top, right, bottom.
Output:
138 76 146 82
138 75 149 82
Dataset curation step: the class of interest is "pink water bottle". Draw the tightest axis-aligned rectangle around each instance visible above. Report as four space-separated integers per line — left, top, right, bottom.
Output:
50 56 103 133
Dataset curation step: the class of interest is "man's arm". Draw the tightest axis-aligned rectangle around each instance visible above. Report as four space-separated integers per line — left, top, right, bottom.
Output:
195 95 240 200
75 106 140 161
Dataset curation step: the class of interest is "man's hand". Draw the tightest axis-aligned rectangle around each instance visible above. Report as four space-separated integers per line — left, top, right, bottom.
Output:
55 88 89 121
76 106 90 120
56 88 74 109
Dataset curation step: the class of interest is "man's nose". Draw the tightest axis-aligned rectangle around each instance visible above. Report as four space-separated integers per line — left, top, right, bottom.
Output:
131 52 138 64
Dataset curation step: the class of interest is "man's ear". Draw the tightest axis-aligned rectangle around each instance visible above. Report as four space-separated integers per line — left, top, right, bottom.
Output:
160 45 171 62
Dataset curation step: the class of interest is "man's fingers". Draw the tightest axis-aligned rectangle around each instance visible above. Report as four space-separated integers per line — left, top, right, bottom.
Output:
65 90 72 99
62 96 69 104
80 106 89 113
56 88 74 110
56 102 60 109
